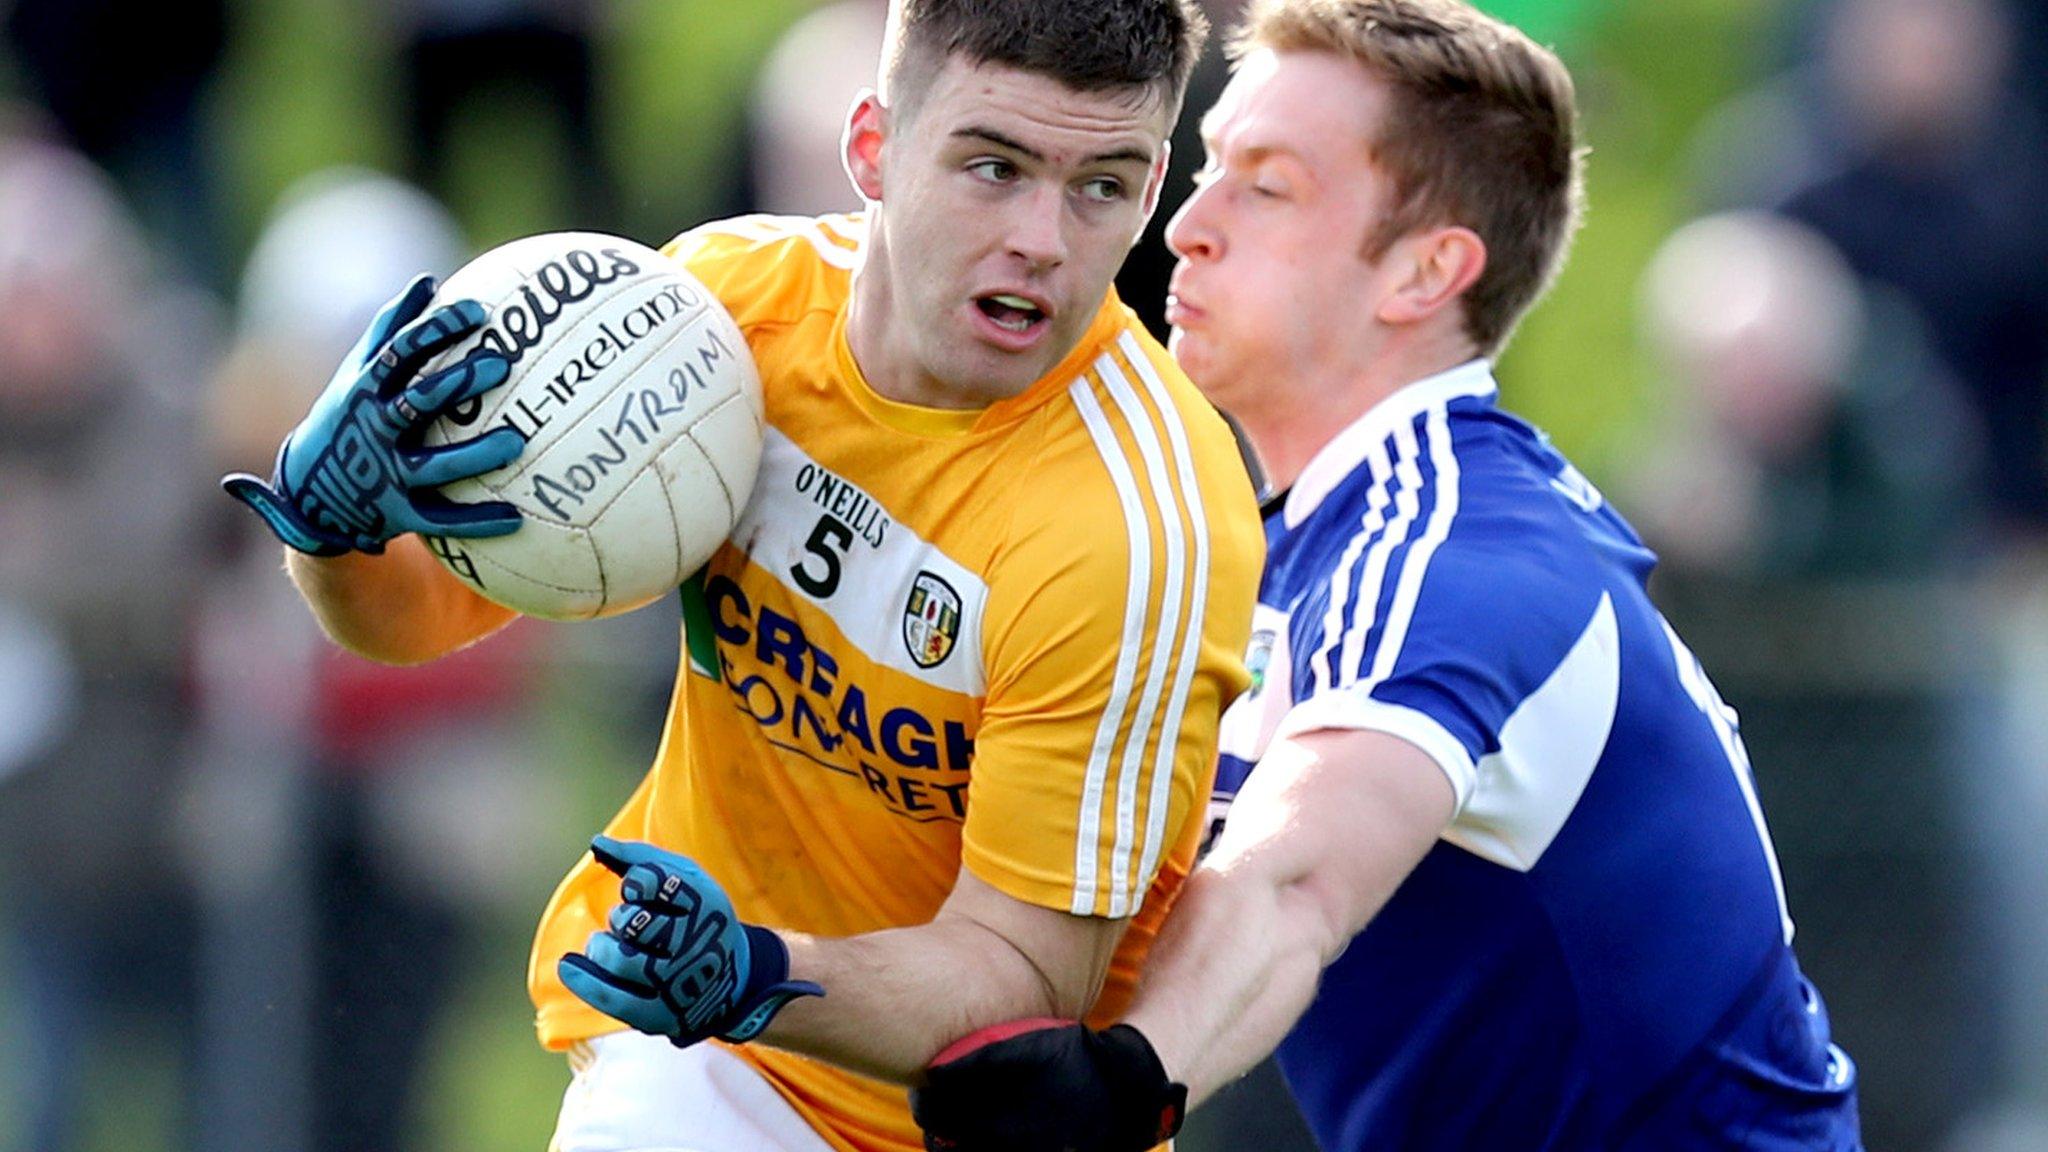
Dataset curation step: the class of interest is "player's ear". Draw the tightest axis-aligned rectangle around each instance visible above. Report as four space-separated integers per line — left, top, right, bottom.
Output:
843 89 888 203
1377 225 1486 328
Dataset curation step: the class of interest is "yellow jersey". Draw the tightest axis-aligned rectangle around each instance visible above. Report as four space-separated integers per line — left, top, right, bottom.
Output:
527 213 1263 1152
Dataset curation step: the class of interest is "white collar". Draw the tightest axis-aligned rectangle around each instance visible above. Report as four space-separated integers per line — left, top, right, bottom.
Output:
1284 359 1497 528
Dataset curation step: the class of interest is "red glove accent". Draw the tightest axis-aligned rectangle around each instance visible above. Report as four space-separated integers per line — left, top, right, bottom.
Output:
930 1017 1075 1066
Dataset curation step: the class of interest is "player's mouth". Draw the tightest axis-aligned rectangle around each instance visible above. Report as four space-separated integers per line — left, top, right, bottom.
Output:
1165 271 1205 328
971 292 1052 349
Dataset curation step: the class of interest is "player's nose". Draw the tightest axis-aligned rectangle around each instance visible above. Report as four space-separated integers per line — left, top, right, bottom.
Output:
1166 182 1221 262
1004 185 1069 270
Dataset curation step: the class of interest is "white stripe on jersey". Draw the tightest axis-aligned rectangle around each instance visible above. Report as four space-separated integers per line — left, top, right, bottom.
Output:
1360 405 1464 690
1316 424 1420 693
1094 355 1183 918
683 214 862 270
1337 415 1428 686
1663 616 1795 944
1067 377 1154 916
1312 436 1392 694
1118 333 1211 910
1441 593 1619 870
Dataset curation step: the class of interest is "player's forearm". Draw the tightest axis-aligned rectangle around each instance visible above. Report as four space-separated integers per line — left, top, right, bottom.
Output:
1123 859 1343 1108
1125 731 1457 1108
767 915 1101 1085
285 536 515 663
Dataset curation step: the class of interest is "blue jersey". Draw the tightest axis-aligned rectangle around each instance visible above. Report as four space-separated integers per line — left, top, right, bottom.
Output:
1213 362 1861 1151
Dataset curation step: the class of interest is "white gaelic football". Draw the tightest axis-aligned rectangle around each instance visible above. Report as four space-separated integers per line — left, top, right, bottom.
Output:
416 231 764 621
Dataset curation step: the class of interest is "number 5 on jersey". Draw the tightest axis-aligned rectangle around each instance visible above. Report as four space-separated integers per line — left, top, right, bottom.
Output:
792 514 855 598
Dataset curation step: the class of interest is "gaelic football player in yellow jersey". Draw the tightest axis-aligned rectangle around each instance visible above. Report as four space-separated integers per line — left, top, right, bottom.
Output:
220 1 1263 1149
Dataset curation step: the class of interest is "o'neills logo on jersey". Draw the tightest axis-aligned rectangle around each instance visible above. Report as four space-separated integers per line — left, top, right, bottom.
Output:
903 572 962 669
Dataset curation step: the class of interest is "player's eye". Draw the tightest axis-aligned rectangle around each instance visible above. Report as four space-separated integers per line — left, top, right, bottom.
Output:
1077 176 1126 204
967 158 1018 183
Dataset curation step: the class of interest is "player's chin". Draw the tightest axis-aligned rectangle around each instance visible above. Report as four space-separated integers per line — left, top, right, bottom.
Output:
952 342 1056 398
1168 329 1222 394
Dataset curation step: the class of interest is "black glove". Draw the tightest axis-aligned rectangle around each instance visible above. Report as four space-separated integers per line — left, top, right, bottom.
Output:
912 1020 1188 1152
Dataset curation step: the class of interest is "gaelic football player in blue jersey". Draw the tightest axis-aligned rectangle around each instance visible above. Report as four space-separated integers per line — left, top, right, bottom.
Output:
913 1 1864 1149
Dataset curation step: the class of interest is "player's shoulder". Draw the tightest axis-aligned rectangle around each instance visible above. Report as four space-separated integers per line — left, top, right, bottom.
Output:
660 212 862 328
1050 310 1257 485
1292 399 1619 639
1406 427 1640 669
663 211 864 269
1445 437 1610 577
983 317 1262 620
1033 318 1261 548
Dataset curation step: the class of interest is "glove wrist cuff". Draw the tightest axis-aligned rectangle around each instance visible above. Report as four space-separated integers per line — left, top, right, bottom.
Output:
715 925 824 1044
1102 1024 1188 1145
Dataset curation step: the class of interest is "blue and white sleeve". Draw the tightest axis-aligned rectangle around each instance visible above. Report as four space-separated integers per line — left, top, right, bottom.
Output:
1275 537 1611 815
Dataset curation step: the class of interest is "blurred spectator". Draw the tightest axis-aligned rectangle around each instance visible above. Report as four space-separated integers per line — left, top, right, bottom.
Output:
1 0 228 285
190 167 556 1152
1750 4 2048 1145
1772 0 2048 537
0 120 217 1152
744 0 887 217
1630 210 1981 578
386 0 620 232
1630 207 2048 1150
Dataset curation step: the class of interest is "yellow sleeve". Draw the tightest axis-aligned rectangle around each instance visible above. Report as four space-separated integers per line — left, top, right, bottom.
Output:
962 347 1262 920
658 212 862 327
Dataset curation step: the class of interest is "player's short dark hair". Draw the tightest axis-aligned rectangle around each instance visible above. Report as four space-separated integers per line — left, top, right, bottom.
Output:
1236 0 1585 355
885 0 1209 122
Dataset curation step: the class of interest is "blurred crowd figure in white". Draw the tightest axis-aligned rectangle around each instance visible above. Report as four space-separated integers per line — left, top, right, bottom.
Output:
1688 0 2048 538
1631 211 1980 578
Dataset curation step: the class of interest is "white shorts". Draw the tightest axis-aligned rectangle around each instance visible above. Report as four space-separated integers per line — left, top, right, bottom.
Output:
548 1031 836 1152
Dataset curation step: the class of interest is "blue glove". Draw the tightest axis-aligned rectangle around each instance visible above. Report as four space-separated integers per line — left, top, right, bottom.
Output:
559 835 824 1047
221 274 526 556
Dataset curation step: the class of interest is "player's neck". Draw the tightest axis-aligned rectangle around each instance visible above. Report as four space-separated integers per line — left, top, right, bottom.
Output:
844 259 917 404
1245 329 1481 492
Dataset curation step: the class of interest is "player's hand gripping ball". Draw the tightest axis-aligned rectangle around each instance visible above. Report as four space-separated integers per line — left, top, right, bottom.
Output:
410 232 765 621
559 835 822 1048
221 274 524 555
228 231 766 622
